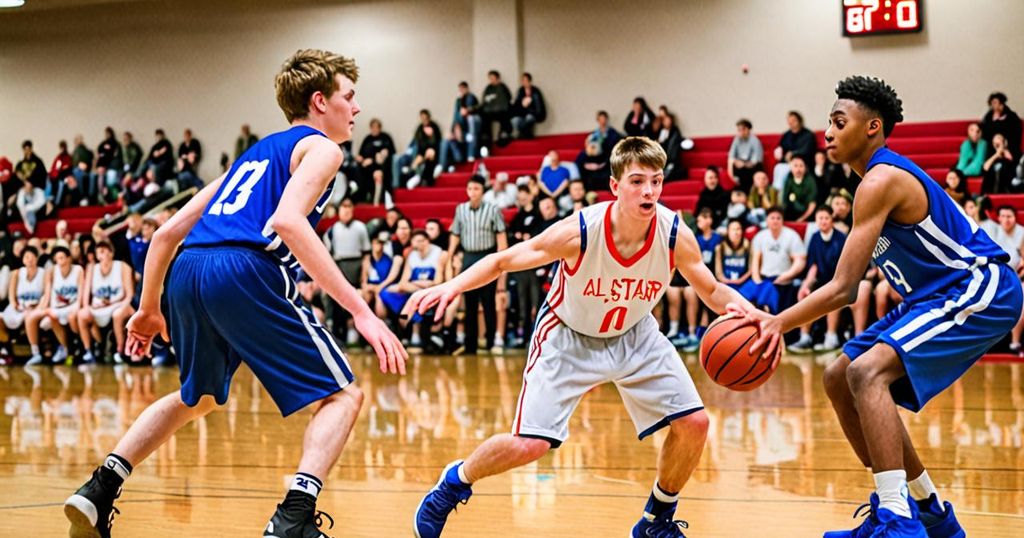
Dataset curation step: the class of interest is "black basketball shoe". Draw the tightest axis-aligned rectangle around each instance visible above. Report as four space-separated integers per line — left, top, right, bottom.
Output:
64 467 122 538
264 492 335 538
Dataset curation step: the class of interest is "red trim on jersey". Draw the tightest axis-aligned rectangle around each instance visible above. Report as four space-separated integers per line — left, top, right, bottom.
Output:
527 312 561 373
603 202 657 268
513 379 528 435
563 252 584 276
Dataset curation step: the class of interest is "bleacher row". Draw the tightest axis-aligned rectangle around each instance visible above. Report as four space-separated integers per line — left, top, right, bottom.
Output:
318 119 1024 235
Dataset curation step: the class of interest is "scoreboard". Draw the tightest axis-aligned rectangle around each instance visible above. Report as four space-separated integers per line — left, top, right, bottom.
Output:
843 0 923 37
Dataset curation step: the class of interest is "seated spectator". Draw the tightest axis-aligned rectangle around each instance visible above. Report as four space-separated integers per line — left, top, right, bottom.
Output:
234 123 259 160
439 121 467 178
94 127 123 203
15 140 47 193
696 166 729 228
121 131 143 181
424 219 450 250
407 109 442 189
536 195 560 233
558 179 588 215
715 219 752 290
982 133 1017 193
379 230 447 349
721 188 753 232
386 217 413 258
772 111 817 190
479 70 513 149
139 128 175 184
49 140 73 207
391 139 418 190
176 128 203 192
15 180 48 234
483 171 518 209
989 205 1024 353
577 141 610 191
781 155 817 222
78 241 133 364
357 119 395 204
451 81 482 161
750 207 806 313
587 110 623 157
25 245 83 365
178 128 202 170
956 122 988 176
829 189 854 233
944 168 969 204
361 235 399 320
623 97 654 137
1 246 44 363
322 197 370 343
790 207 846 353
657 111 685 180
511 72 546 139
670 209 721 350
728 118 764 193
747 170 779 226
814 149 858 204
539 150 572 199
69 135 94 201
981 91 1022 158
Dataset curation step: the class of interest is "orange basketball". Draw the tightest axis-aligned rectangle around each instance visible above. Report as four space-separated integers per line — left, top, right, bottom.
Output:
699 314 776 391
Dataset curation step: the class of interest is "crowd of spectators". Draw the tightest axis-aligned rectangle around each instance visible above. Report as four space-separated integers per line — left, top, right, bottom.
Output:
3 80 1024 363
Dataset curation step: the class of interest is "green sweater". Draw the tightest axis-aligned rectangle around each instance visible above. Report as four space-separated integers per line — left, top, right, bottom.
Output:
782 174 817 218
956 139 987 176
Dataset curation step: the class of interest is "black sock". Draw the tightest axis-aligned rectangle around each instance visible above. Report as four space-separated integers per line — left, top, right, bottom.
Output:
99 453 132 488
282 472 322 514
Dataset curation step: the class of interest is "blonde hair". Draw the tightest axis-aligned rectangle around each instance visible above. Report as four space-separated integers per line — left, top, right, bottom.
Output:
610 136 667 180
275 49 359 122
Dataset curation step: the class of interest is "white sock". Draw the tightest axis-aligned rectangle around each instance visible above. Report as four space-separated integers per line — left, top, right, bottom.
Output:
457 463 472 485
908 470 941 508
652 482 679 503
668 321 679 333
290 472 323 499
874 469 912 518
30 344 39 355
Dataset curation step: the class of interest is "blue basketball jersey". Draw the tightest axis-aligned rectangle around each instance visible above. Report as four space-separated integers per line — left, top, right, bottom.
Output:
868 146 1009 303
720 244 750 281
367 253 393 285
695 231 722 270
185 125 336 275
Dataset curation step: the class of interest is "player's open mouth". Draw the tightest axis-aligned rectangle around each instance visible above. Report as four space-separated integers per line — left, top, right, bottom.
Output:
640 202 654 210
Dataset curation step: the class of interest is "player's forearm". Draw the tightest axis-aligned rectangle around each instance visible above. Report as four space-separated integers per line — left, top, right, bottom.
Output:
137 230 180 311
778 280 853 332
275 217 373 319
702 282 753 315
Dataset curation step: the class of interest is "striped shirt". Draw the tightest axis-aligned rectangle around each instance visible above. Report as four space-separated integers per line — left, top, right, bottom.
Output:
450 201 506 252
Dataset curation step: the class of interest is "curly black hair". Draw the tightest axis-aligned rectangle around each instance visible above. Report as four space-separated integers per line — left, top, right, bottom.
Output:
835 75 904 138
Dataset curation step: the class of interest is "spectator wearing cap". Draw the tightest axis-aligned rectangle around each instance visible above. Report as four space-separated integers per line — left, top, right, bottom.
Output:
448 175 508 354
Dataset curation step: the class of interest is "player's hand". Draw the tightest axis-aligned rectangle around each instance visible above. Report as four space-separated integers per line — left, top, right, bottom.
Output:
403 282 460 323
125 308 169 360
354 310 407 375
728 302 783 369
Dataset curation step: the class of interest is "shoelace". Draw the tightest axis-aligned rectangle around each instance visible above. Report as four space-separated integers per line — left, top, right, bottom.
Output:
313 510 335 530
645 517 689 537
427 484 470 517
106 506 120 529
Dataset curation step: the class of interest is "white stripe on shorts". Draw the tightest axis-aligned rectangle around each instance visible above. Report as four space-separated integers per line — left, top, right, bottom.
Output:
889 267 984 343
278 266 350 388
901 264 999 352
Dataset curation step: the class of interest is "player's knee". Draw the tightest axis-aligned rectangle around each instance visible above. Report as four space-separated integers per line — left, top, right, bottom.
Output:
669 409 709 438
845 358 883 394
344 384 365 408
513 436 552 462
823 357 850 397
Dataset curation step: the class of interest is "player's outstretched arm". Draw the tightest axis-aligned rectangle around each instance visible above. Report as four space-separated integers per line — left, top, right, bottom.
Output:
403 215 580 322
743 173 895 354
674 223 781 363
272 136 407 375
126 172 227 358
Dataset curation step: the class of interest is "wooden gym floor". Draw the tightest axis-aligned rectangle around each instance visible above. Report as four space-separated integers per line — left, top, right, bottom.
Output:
1 353 1022 537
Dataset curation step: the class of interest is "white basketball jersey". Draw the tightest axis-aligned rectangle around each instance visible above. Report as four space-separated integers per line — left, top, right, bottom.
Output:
51 265 83 308
16 267 45 308
547 201 678 338
91 261 125 306
407 244 443 282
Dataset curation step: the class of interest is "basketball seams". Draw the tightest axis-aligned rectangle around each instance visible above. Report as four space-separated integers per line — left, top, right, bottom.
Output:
712 330 758 383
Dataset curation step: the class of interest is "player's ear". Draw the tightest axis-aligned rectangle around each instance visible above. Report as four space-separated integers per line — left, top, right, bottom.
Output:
867 117 883 137
310 91 327 114
608 175 618 196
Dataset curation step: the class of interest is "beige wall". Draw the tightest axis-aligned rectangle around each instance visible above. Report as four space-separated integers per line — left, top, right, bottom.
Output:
0 0 474 179
2 0 1021 178
523 0 1024 137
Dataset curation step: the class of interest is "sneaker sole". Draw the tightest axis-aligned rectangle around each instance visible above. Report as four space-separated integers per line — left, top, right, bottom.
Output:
64 494 100 538
413 460 464 538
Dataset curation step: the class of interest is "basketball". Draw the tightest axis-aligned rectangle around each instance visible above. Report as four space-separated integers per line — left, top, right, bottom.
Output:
700 314 776 391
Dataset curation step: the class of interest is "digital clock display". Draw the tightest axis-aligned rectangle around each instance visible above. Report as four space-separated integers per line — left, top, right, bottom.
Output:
843 0 923 37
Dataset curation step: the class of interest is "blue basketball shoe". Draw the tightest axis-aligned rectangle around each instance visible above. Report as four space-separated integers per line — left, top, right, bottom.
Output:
414 460 473 538
869 497 927 538
631 496 689 537
915 495 965 538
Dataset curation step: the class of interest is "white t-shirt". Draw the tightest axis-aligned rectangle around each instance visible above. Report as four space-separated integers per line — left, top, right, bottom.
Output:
991 223 1024 268
752 227 806 278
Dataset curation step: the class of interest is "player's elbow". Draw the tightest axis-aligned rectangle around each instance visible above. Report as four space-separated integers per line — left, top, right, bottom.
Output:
271 214 309 240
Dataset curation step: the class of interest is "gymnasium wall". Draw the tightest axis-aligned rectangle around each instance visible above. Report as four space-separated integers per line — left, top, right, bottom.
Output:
2 0 1021 180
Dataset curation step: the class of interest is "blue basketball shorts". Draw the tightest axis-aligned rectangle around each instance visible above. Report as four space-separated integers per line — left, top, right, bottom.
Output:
167 246 355 416
844 263 1022 412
